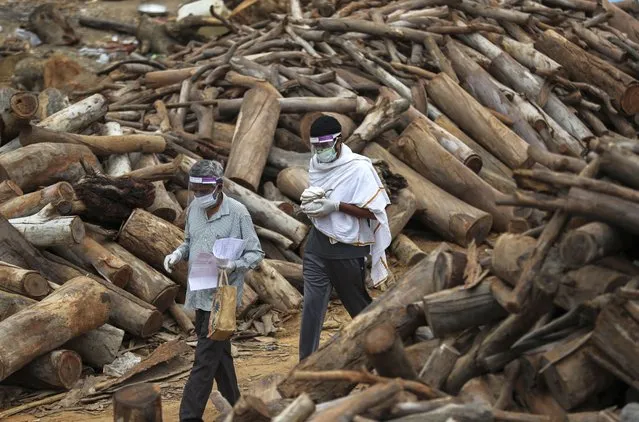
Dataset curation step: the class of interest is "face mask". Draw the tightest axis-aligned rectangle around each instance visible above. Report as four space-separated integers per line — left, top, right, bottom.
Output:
192 190 219 208
315 140 338 163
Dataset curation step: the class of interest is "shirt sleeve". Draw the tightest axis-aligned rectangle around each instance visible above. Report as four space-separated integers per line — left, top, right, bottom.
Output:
235 213 264 272
175 209 191 260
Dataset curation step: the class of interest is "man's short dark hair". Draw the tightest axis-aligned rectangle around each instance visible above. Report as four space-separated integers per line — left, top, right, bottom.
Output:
310 115 342 137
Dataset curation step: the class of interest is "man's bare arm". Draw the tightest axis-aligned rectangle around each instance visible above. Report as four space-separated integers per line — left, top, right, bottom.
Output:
338 202 376 220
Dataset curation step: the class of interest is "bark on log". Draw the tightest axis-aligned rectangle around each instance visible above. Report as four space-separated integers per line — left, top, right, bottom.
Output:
264 259 303 293
0 181 22 203
598 146 639 190
224 178 309 248
103 122 133 177
278 246 449 401
419 343 460 389
556 265 630 311
272 393 315 422
0 181 74 219
446 40 547 151
535 29 639 115
0 276 110 381
113 383 163 422
601 0 639 44
103 242 178 312
489 51 593 145
169 302 195 335
225 88 281 191
0 90 38 144
118 208 188 287
37 93 107 133
245 260 303 312
426 73 533 169
55 236 132 288
492 35 562 75
389 117 521 232
0 290 36 322
540 335 616 410
65 323 124 368
239 283 259 319
0 143 101 192
0 261 49 299
423 282 508 338
9 204 85 247
20 125 166 157
391 234 427 266
491 233 537 285
8 349 82 390
364 322 419 380
559 222 628 269
386 188 417 240
364 143 492 247
135 154 182 223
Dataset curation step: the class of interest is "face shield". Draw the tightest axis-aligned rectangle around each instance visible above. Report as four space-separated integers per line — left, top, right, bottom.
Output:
188 176 222 208
310 132 341 163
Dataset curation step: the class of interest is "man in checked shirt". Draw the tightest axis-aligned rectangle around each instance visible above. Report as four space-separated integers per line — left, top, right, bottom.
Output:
163 160 264 422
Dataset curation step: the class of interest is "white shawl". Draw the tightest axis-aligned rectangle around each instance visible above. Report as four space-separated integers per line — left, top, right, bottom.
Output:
309 144 392 285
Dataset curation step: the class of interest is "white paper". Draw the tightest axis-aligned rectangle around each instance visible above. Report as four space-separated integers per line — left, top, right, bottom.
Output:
188 252 218 291
212 238 245 262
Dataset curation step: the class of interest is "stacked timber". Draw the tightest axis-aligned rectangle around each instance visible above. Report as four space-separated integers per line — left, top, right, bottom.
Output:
2 0 639 419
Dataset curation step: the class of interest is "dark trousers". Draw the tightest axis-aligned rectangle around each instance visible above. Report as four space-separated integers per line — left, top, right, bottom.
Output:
179 310 241 422
299 253 372 361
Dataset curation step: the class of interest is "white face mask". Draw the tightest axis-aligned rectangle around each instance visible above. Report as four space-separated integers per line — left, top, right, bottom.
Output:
192 190 219 209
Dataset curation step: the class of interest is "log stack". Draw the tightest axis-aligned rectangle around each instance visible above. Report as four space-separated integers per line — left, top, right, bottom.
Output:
2 0 639 419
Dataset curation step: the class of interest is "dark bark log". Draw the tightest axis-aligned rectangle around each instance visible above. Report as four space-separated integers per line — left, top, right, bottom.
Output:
113 383 163 422
419 343 460 389
8 349 82 390
65 323 124 368
559 222 629 268
364 322 419 380
555 265 630 311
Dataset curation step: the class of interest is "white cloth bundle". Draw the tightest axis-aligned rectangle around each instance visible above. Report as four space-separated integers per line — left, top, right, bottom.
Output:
308 144 392 285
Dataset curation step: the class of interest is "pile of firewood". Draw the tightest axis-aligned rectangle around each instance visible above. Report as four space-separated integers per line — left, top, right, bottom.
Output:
2 0 639 419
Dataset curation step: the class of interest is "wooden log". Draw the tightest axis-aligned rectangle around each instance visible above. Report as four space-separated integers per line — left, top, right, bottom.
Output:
571 22 626 63
535 29 639 115
601 0 639 44
8 349 82 390
364 322 419 380
0 276 110 381
225 88 280 191
224 178 309 248
38 93 107 133
423 283 508 338
169 302 195 335
0 181 22 203
0 261 49 299
363 143 492 247
446 40 547 151
103 122 133 177
559 222 628 268
540 335 616 410
391 234 427 266
0 90 38 143
55 236 132 288
118 209 188 287
419 343 460 389
245 260 302 312
386 188 417 240
239 283 259 319
0 290 36 321
136 154 182 223
488 51 593 144
556 265 630 311
9 204 85 247
276 166 308 202
103 242 178 312
264 259 303 293
20 125 166 156
65 323 124 368
272 393 315 422
0 181 74 219
385 403 493 422
256 225 294 251
389 117 521 232
278 246 449 401
598 146 639 190
0 143 101 192
113 383 162 422
491 35 561 75
426 73 532 169
491 233 536 285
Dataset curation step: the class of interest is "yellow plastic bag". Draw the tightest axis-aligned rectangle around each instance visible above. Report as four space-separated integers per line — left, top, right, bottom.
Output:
207 270 237 341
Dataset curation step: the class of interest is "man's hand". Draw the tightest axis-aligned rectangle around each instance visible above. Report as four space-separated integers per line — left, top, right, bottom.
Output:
163 250 183 273
304 198 340 218
217 259 237 273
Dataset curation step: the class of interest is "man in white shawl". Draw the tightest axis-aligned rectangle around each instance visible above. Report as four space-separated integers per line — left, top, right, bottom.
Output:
298 115 392 360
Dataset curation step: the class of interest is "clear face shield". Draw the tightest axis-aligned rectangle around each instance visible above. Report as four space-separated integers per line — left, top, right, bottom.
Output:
310 132 341 163
188 176 222 208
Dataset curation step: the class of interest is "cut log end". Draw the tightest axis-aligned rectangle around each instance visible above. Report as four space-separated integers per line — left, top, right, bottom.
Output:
11 93 39 120
364 323 397 355
466 155 483 174
53 350 83 389
140 310 164 339
621 83 639 115
110 265 133 288
23 272 49 298
113 383 162 420
559 231 596 268
70 217 86 244
151 285 180 313
456 213 493 247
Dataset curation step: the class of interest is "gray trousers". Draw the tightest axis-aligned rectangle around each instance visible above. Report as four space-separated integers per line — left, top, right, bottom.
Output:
299 253 372 361
179 310 240 422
